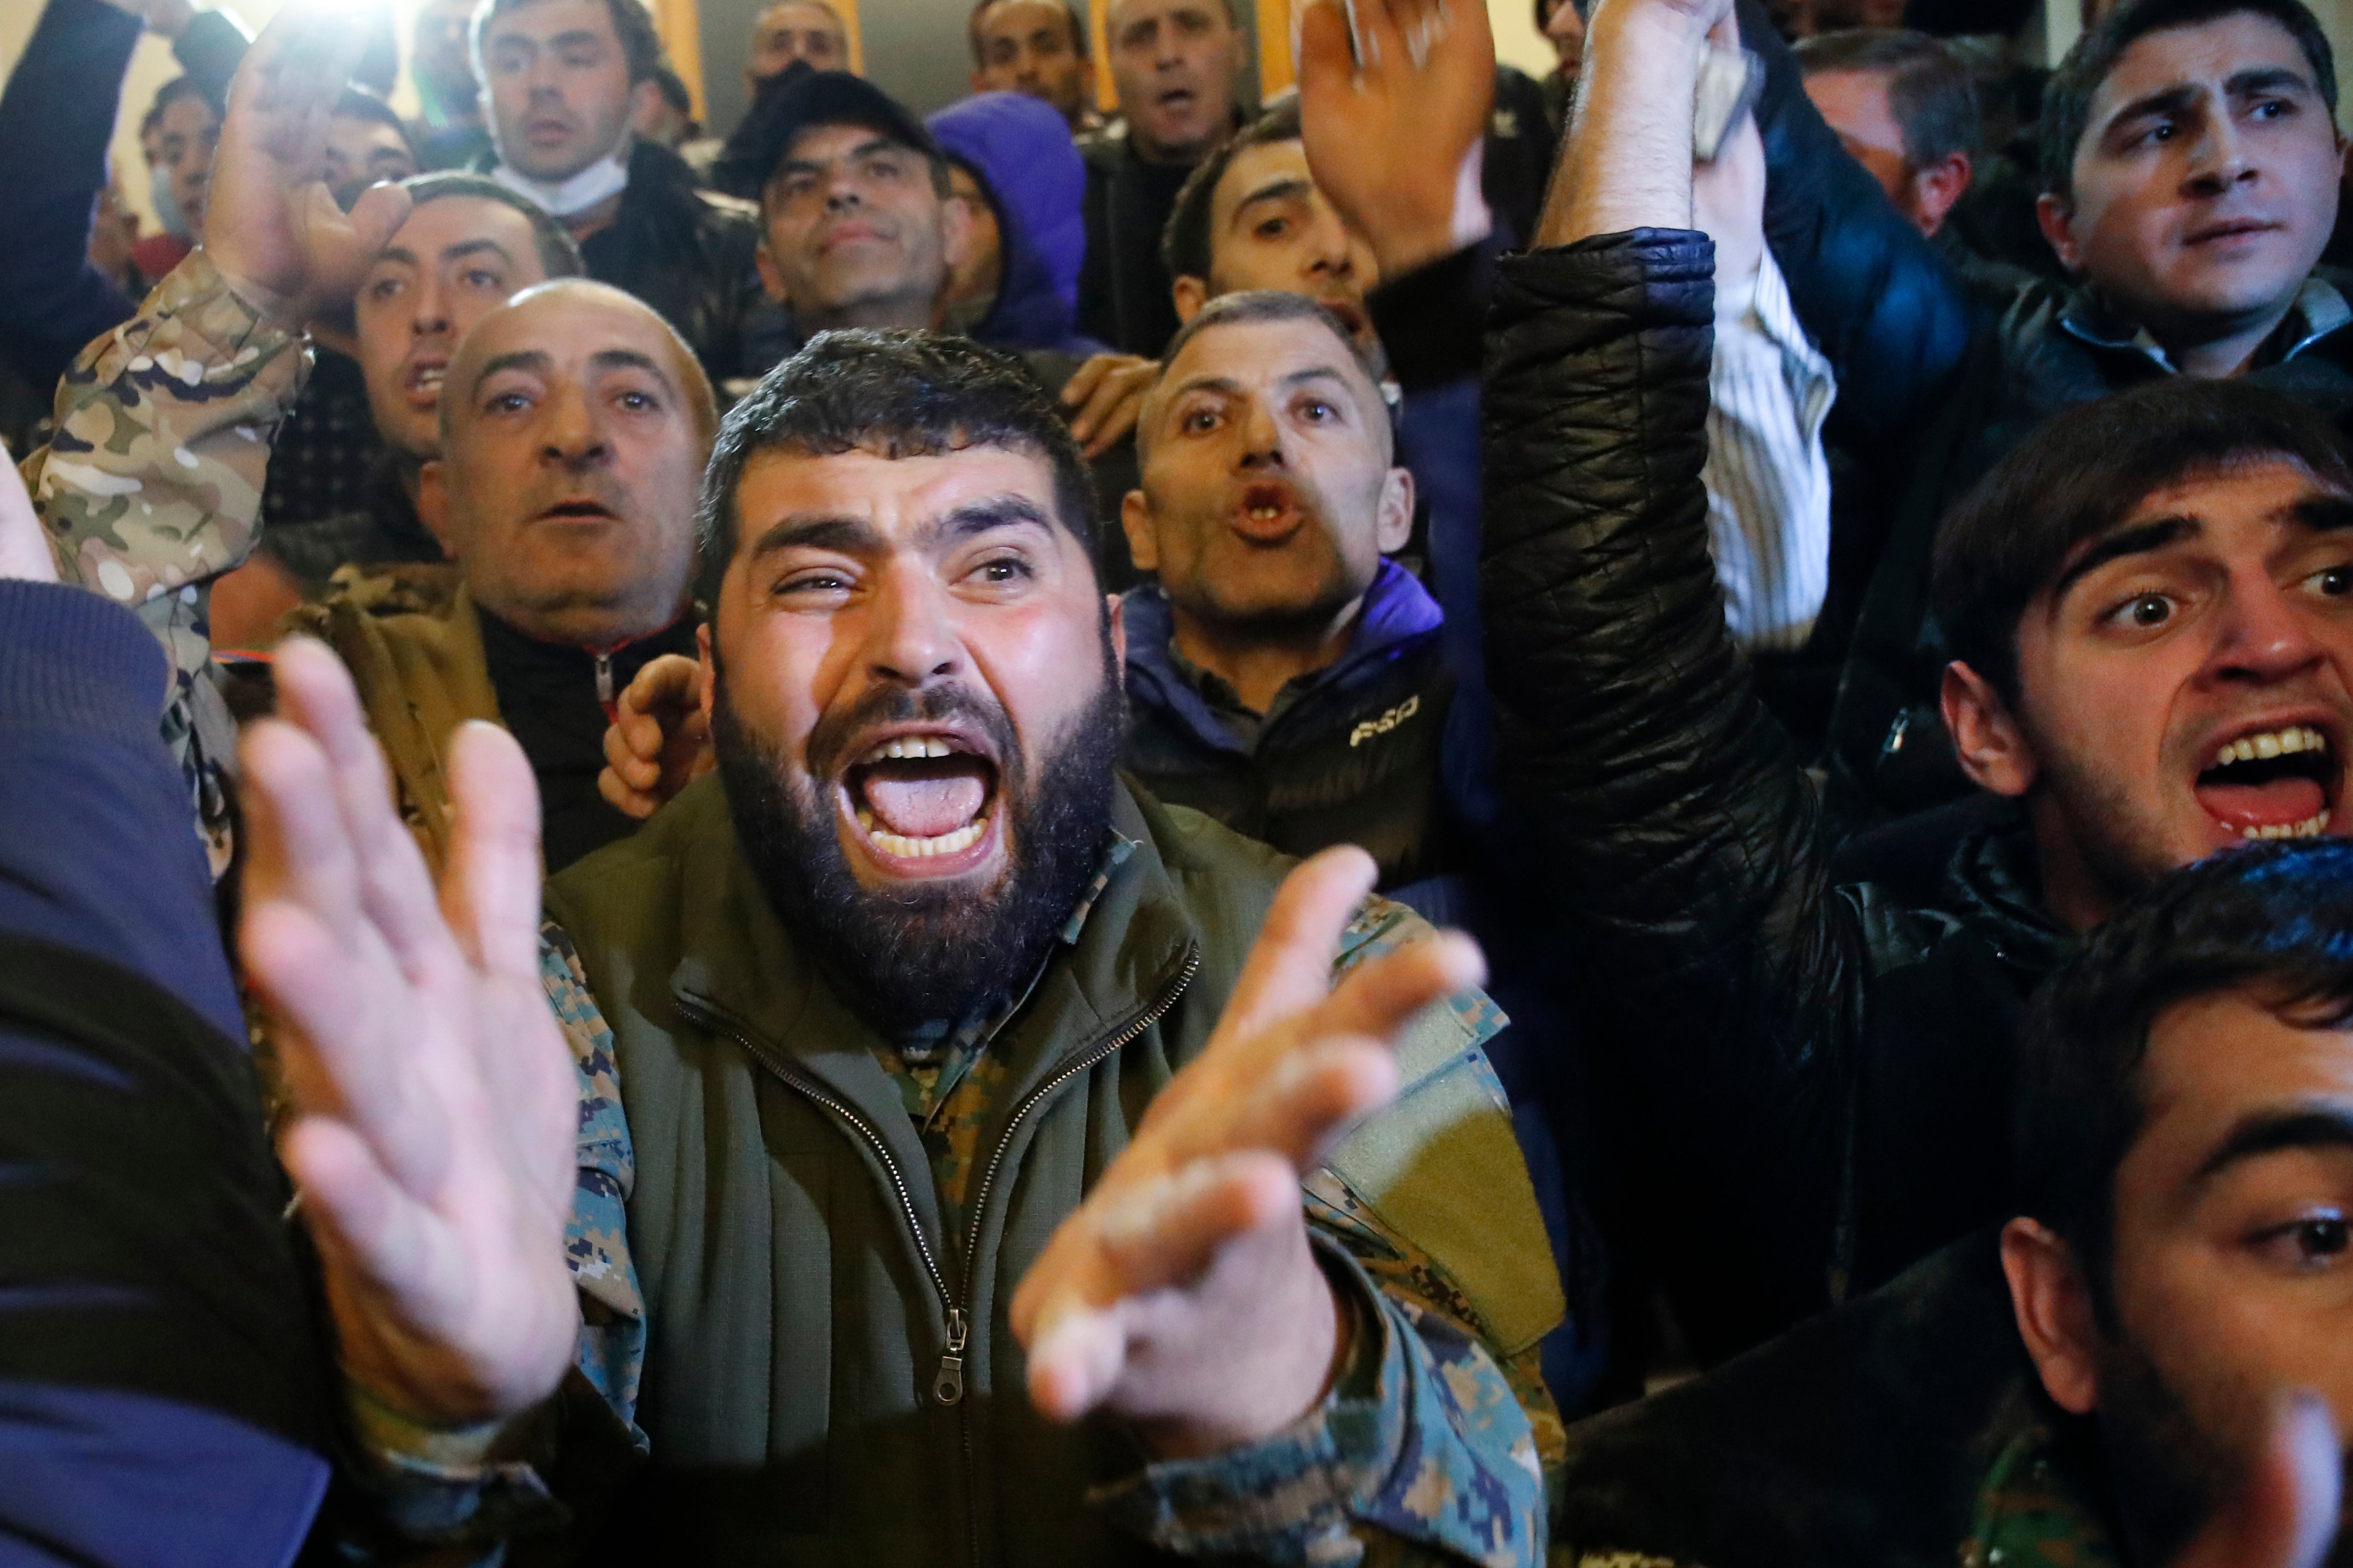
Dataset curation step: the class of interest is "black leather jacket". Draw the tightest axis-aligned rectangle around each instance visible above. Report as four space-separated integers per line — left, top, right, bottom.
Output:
1481 230 2069 1361
578 141 765 384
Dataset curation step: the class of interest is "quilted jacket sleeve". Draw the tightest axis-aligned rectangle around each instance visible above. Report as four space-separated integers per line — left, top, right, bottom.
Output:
1480 230 1870 1358
1742 0 1977 441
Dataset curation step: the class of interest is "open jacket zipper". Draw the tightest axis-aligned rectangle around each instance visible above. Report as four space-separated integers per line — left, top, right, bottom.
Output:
673 937 1201 1394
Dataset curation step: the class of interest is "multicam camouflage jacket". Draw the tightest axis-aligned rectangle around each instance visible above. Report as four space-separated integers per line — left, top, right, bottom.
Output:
15 251 310 874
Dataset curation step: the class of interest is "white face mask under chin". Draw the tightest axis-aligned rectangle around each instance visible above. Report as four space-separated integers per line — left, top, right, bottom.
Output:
489 148 631 219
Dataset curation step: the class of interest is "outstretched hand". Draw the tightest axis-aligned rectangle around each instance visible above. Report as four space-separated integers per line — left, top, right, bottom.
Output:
1010 847 1484 1457
240 640 580 1427
206 9 413 327
1297 0 1494 279
599 652 711 820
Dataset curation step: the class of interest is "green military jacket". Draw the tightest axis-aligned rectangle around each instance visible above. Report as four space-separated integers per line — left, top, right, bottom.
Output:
527 773 1563 1565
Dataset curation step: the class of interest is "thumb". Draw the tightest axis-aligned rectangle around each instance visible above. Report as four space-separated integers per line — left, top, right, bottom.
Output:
348 182 416 260
2174 1394 2340 1568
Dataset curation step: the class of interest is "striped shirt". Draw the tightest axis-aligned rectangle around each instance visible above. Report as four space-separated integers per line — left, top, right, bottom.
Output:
1704 250 1838 653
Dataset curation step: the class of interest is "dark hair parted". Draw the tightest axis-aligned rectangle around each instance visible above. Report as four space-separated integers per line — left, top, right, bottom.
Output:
968 0 1089 66
1161 96 1300 283
1929 378 2353 704
1794 29 1982 167
475 0 665 86
2014 839 2353 1310
2039 0 2337 198
695 331 1098 604
397 171 589 281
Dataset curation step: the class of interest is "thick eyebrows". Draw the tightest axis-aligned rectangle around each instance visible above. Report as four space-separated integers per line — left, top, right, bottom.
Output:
438 238 516 269
2229 64 2315 100
2102 83 2203 139
746 513 887 561
2293 494 2353 533
1231 177 1314 222
2049 515 2201 602
922 494 1060 548
466 349 554 399
2195 1105 2353 1184
589 346 680 396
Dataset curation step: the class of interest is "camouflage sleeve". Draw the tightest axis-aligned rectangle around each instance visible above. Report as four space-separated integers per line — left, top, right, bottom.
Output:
326 928 649 1552
15 248 310 867
1090 1237 1548 1567
1089 899 1557 1566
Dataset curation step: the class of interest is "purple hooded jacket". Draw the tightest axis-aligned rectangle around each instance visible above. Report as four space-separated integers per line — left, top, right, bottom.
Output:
926 92 1109 359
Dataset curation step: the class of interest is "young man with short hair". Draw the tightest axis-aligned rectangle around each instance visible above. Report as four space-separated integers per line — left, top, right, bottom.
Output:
472 0 764 381
971 0 1101 134
1549 838 2353 1568
239 328 1562 1565
1484 0 2353 1363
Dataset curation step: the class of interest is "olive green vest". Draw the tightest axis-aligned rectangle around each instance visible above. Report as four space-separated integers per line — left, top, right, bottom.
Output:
541 774 1561 1565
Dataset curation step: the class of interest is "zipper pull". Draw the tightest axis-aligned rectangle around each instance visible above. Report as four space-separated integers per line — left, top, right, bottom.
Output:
934 1307 968 1406
594 651 616 707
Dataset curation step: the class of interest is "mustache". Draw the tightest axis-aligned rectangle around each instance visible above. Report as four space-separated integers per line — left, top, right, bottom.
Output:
804 681 1022 784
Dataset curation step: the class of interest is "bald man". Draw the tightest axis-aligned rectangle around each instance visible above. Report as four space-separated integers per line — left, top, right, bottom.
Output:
284 279 717 873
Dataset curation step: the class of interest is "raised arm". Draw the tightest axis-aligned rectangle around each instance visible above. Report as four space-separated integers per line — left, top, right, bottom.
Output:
0 0 144 392
19 7 409 859
1482 0 1870 1359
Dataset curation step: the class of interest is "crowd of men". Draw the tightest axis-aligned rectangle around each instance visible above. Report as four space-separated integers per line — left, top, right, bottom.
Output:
4 0 2353 1562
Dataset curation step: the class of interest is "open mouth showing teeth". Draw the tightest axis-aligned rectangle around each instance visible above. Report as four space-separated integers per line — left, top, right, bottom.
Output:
845 735 998 863
2195 726 2337 840
1235 483 1298 538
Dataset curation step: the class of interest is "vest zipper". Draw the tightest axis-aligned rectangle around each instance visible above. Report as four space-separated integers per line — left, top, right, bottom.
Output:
593 651 615 706
676 943 1199 1565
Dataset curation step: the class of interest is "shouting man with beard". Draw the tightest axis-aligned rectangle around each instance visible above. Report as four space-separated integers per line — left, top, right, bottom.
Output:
234 330 1564 1564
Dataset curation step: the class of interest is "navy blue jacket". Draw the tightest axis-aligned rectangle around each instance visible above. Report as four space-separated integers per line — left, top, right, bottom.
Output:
0 0 246 394
0 582 329 1566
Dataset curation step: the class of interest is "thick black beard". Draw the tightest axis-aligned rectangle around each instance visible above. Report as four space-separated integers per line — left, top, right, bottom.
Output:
710 644 1126 1039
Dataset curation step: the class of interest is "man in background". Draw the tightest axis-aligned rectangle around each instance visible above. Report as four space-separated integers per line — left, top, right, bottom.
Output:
746 0 853 84
1797 29 1980 242
1079 0 1248 355
971 0 1101 134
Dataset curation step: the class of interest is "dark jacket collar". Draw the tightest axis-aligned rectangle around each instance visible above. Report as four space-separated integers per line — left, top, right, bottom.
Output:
2057 272 2353 373
1941 808 2071 978
1120 559 1445 755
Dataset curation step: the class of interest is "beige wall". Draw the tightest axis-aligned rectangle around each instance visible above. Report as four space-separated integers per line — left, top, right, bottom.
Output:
1490 0 1558 79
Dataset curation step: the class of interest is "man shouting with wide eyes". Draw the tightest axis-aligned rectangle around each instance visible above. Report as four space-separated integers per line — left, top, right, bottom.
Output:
240 327 1564 1565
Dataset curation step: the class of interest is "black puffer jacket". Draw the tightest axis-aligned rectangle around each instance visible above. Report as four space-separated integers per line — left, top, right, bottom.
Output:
577 141 765 384
1740 1 2353 826
1481 230 2069 1361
